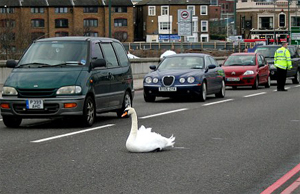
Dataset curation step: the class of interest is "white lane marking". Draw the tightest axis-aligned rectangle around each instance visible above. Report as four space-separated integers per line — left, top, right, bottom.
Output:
244 92 266 98
173 147 189 149
0 119 2 122
295 85 300 88
31 124 115 143
202 99 233 106
139 108 188 119
273 87 292 92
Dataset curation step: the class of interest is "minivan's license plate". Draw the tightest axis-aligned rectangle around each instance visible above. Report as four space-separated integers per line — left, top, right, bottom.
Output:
26 99 44 109
159 87 177 92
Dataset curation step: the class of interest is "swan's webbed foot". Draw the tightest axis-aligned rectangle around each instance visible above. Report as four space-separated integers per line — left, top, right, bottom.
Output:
152 148 162 152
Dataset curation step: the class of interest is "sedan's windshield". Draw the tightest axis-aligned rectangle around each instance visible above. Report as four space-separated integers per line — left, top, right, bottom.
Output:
158 56 204 70
18 41 88 67
224 55 256 66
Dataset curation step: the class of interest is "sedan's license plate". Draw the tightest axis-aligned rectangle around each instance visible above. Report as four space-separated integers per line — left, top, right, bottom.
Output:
159 87 177 92
227 77 240 81
26 99 44 109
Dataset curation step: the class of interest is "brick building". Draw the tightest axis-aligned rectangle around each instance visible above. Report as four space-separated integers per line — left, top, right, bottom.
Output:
0 0 134 57
135 0 210 42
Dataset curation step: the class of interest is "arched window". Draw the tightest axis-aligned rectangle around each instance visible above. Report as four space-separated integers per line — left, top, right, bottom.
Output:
279 13 286 28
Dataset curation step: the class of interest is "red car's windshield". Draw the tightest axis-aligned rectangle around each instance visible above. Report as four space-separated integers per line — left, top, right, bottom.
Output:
224 55 256 66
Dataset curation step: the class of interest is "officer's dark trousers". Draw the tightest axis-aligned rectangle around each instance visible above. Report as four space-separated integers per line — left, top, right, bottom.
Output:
277 67 287 90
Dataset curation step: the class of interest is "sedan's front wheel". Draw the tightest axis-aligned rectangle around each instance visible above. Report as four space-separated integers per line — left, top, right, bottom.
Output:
199 82 207 102
215 80 225 98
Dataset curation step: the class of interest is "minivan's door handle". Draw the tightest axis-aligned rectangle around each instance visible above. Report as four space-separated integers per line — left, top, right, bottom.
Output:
107 72 114 80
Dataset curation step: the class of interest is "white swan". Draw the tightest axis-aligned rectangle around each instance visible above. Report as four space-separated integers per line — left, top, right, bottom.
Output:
122 107 175 152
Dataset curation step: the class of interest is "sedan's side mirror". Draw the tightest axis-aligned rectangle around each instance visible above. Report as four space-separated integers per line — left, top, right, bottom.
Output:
149 65 156 70
6 60 17 68
91 59 106 68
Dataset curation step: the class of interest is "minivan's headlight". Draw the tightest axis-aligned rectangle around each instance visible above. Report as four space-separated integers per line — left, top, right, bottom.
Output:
243 70 254 75
56 86 82 95
2 87 18 95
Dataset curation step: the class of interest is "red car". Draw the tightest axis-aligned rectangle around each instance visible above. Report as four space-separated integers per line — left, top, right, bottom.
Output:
222 53 270 89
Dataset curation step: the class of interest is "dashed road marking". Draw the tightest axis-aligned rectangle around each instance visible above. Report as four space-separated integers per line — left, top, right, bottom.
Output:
139 108 188 119
31 124 115 143
244 92 266 98
202 99 233 106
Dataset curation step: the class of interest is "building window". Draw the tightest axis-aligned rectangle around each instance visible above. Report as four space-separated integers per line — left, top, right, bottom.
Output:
0 19 16 27
55 19 68 28
31 7 44 13
201 34 209 42
55 7 68 13
291 16 300 27
259 17 273 29
84 19 98 27
279 13 286 27
83 7 98 13
114 7 127 13
210 0 218 5
31 19 45 27
187 5 195 16
201 20 208 32
159 22 170 31
192 18 198 32
161 6 169 16
114 19 127 27
1 7 15 14
148 6 156 16
55 31 69 37
84 32 98 37
200 5 207 15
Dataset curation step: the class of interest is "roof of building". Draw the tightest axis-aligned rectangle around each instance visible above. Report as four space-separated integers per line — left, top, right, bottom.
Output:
47 0 73 6
103 0 133 6
73 0 104 6
22 0 48 7
137 0 210 5
0 0 20 7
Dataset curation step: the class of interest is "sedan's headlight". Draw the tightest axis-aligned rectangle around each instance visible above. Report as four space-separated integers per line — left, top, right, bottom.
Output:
153 78 159 83
179 78 185 83
2 87 18 95
243 70 254 75
187 76 195 83
56 86 82 95
145 77 152 84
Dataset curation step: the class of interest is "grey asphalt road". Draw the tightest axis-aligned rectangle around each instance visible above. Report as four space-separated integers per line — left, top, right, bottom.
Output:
0 81 299 194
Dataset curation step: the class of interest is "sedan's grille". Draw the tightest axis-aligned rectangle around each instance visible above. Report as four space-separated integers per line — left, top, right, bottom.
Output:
17 88 56 98
13 103 59 114
163 76 175 86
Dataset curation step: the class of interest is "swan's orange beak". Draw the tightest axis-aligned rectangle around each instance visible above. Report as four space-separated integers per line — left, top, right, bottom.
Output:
121 111 128 117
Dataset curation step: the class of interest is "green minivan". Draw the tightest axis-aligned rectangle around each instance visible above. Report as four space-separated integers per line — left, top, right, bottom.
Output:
0 37 134 127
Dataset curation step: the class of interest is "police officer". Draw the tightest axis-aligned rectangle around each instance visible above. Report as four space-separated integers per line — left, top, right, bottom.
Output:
274 42 292 91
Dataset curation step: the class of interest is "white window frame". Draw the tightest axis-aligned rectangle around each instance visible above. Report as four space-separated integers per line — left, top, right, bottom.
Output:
161 6 169 16
148 6 156 16
278 13 286 28
200 34 209 42
200 5 208 15
257 15 274 29
201 20 208 32
291 16 300 27
187 5 195 16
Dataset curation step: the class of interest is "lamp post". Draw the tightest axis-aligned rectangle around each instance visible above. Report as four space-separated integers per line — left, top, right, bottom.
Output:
109 0 112 38
169 0 171 43
4 5 8 59
274 0 276 44
287 0 290 43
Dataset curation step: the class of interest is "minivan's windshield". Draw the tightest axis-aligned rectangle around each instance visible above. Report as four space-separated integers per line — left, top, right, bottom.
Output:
18 41 88 67
158 56 204 70
255 46 295 58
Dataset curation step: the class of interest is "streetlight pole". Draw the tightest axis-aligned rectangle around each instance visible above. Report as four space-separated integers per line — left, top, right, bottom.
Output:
287 0 290 43
169 0 171 43
109 0 112 38
4 5 8 59
273 0 276 44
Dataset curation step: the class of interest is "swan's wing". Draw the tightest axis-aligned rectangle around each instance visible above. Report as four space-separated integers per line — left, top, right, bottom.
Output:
138 125 152 133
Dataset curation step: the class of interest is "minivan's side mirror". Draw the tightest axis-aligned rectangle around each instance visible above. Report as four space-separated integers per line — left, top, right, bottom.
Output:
149 65 156 70
91 59 106 68
6 60 17 68
208 64 216 69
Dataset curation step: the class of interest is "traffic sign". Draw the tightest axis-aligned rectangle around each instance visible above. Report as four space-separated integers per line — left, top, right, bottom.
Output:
178 9 192 36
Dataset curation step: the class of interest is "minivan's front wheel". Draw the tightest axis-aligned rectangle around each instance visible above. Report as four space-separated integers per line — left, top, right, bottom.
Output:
117 91 132 118
3 116 22 128
82 96 96 127
292 70 300 84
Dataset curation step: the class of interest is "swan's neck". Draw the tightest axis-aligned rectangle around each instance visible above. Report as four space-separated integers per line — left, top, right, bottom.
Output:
130 110 138 136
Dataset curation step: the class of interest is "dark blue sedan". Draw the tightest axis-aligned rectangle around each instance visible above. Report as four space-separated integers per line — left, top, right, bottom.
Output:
143 53 226 102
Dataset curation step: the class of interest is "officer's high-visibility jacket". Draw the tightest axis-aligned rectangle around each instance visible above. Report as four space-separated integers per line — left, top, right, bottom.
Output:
274 47 292 70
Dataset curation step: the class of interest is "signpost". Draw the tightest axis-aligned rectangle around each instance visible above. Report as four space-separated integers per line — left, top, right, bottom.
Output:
178 9 192 53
